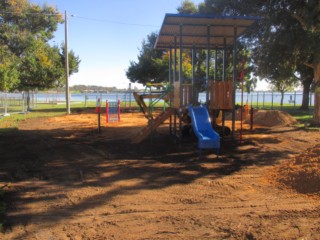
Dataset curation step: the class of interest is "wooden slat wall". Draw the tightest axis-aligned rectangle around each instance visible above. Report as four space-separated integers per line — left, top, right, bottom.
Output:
210 80 234 110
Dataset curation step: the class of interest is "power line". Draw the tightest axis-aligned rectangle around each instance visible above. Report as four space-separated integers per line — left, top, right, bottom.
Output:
73 15 159 28
0 11 160 28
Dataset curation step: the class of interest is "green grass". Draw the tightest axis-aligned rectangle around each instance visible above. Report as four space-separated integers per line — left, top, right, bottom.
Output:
243 100 314 110
285 109 320 129
0 102 97 131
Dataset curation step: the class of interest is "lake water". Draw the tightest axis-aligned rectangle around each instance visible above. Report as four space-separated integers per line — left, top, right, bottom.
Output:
1 91 315 107
35 91 314 106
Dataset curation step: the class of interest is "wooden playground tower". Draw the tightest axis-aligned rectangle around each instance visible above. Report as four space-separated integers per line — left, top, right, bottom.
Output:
132 13 258 144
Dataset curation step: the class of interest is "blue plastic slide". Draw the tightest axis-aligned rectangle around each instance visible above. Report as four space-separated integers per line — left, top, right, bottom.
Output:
187 105 220 150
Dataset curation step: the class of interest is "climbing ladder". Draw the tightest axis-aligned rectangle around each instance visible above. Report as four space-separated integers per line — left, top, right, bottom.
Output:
131 108 175 144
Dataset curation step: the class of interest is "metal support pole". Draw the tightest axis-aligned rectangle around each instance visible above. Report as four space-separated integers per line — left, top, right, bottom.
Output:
206 25 211 104
169 47 173 134
223 37 227 81
174 36 177 84
179 24 183 109
179 24 183 138
222 37 227 132
173 37 177 137
213 48 218 124
214 49 217 81
169 47 173 88
232 26 238 141
65 11 70 114
192 48 195 104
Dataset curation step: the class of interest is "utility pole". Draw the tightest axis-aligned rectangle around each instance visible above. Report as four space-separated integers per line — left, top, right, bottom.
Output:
65 10 70 114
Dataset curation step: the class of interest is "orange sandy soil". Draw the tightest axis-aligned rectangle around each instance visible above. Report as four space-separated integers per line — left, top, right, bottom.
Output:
0 109 320 240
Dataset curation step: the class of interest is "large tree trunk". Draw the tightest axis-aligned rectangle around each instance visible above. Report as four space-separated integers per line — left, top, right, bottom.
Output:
300 74 313 110
311 63 320 126
280 91 284 107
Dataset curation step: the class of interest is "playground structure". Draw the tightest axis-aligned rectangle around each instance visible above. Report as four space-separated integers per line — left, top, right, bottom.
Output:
131 82 172 144
188 104 220 156
133 82 170 120
132 13 259 150
106 99 121 123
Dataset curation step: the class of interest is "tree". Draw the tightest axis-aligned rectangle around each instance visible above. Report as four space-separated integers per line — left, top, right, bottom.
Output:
269 76 299 107
0 45 20 91
17 40 61 91
126 32 168 85
0 0 63 55
179 0 257 90
0 0 80 97
202 0 320 125
60 43 81 79
267 74 300 107
297 65 314 110
127 0 255 93
177 0 198 14
0 0 63 37
126 32 196 86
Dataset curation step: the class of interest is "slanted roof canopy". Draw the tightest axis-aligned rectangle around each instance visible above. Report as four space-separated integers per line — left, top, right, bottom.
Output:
154 13 259 50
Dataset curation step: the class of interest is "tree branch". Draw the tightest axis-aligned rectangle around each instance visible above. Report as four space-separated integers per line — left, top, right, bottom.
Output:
303 62 314 69
288 11 309 31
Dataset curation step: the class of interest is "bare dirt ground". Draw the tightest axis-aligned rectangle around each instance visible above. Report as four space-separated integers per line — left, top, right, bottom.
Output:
0 109 320 240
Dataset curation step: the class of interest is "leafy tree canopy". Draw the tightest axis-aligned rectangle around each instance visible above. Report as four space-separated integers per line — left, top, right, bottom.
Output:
177 0 198 14
0 0 80 92
201 0 320 123
126 32 167 85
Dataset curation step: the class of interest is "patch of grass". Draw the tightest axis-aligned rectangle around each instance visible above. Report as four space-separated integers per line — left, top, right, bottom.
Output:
284 109 320 130
0 103 94 131
286 109 313 122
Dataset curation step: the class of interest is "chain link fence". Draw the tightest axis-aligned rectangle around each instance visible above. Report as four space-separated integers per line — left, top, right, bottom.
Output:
242 91 315 109
0 90 315 116
0 92 38 116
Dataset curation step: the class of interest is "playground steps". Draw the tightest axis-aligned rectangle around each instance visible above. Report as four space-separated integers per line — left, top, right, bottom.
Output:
133 92 152 120
131 108 175 144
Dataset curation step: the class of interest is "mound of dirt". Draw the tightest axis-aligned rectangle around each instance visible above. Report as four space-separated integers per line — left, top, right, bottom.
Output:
270 144 320 194
246 110 298 127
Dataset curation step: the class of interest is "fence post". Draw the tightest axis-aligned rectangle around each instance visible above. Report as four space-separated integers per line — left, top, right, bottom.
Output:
271 92 274 109
21 92 25 113
106 100 109 123
250 107 254 131
4 93 10 116
118 99 121 122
